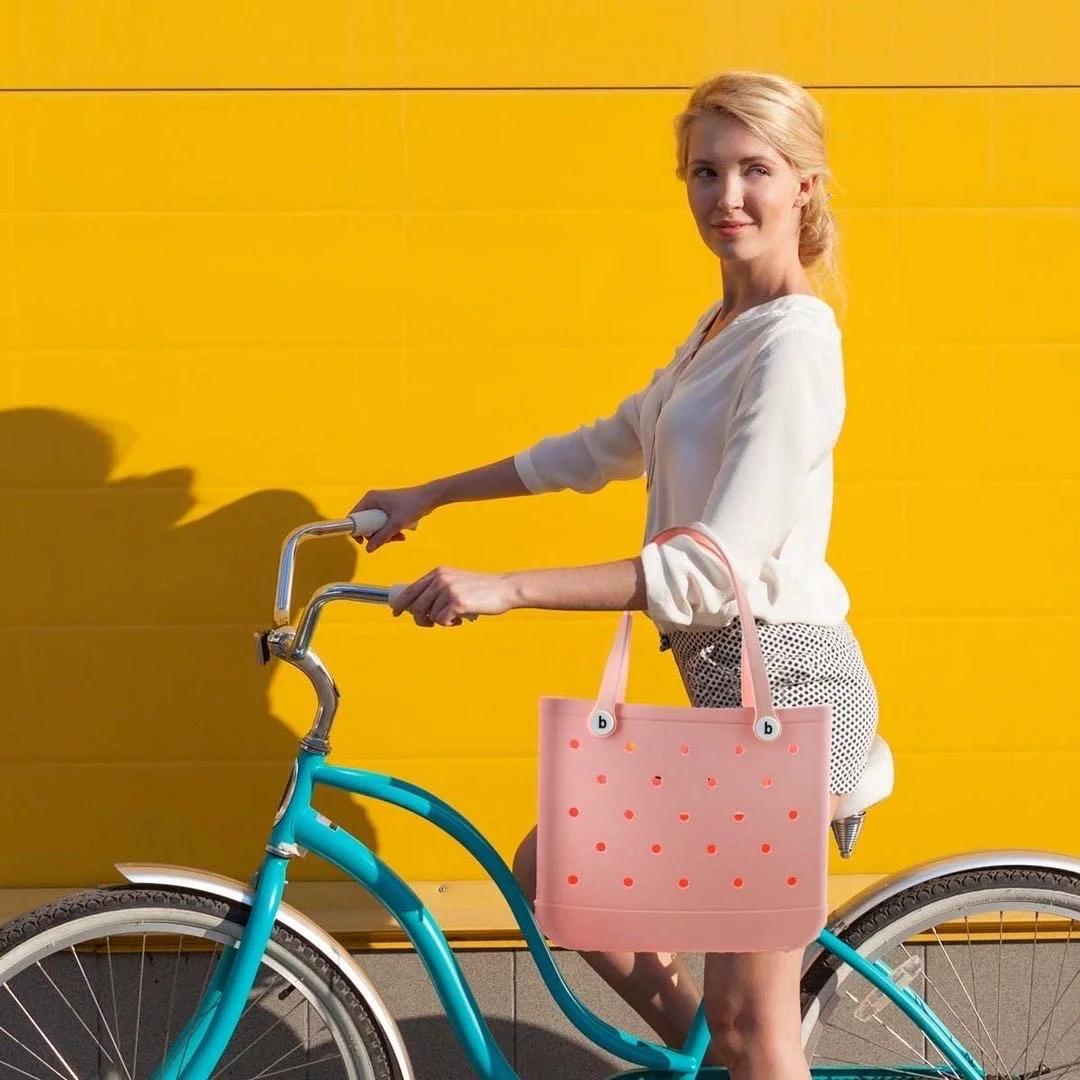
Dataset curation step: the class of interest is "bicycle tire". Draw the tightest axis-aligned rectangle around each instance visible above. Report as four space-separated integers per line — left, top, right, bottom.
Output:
800 865 1080 1079
0 885 394 1080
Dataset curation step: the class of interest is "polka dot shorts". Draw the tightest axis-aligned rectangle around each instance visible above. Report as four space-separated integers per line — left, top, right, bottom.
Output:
661 619 879 794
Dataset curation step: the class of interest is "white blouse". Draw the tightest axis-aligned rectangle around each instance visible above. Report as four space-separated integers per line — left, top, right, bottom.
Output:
513 294 852 632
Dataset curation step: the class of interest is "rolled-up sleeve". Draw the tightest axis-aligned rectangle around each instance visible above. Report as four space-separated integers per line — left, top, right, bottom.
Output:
640 329 844 625
513 371 663 495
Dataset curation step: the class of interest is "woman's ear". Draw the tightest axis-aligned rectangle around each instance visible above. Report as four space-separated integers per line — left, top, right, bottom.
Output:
796 174 817 207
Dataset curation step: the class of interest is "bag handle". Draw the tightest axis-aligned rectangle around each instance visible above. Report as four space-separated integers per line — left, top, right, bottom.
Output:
591 526 777 726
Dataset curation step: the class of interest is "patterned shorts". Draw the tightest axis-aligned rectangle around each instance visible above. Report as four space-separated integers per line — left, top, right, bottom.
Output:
660 619 879 794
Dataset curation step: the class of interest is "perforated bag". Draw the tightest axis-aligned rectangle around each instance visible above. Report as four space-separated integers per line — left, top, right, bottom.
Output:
535 526 832 954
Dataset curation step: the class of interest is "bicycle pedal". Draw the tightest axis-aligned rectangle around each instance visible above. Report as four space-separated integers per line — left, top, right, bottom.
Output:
853 953 923 1022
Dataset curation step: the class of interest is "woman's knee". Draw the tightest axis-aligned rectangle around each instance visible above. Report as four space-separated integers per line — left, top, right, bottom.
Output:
706 1007 802 1068
511 825 538 904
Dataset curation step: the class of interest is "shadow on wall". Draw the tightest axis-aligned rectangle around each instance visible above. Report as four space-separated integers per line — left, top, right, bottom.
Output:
1 407 376 885
397 1016 619 1080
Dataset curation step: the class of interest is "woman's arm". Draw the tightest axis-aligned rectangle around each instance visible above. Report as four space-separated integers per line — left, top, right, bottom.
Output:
391 558 646 626
428 455 530 507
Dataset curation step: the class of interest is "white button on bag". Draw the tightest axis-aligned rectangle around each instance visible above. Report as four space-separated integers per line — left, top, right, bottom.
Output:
753 714 782 741
588 709 617 737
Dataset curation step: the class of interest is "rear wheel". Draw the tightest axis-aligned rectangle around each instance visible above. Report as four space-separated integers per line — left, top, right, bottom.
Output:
801 866 1080 1079
0 886 394 1080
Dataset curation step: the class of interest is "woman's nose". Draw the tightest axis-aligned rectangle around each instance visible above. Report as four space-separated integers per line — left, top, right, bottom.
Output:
716 179 743 211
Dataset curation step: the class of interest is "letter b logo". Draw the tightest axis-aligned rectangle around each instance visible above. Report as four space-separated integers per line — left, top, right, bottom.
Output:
753 715 781 742
589 709 617 738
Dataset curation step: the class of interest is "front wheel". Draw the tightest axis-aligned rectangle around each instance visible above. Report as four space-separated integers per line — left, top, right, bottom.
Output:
801 865 1080 1080
0 886 394 1080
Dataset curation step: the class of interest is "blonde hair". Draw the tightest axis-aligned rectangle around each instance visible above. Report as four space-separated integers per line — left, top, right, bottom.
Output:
674 70 840 288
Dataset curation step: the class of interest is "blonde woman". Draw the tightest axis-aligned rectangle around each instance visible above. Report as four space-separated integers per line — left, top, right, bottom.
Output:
351 71 879 1080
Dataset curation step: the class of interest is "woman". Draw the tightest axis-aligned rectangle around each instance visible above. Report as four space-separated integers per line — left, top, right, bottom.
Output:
349 70 879 1080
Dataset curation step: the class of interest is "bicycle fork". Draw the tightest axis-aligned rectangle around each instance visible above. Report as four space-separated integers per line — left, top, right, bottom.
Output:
149 854 289 1080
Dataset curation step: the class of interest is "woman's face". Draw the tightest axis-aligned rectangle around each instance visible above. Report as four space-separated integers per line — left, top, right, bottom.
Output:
684 112 813 265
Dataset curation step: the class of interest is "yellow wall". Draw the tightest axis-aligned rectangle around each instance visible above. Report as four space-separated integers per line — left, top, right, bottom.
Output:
2 2 1078 906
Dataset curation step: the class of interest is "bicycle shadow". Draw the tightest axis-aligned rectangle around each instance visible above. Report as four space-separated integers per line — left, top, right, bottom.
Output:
1 407 377 886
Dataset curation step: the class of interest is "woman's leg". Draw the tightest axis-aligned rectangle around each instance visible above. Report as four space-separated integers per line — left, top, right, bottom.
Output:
703 948 810 1080
702 793 841 1078
512 826 727 1064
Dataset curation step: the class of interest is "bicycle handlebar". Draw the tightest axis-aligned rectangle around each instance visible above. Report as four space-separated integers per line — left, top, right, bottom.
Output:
272 510 396 626
269 508 475 664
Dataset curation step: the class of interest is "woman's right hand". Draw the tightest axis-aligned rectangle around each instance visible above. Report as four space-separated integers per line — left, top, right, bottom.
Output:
348 484 439 553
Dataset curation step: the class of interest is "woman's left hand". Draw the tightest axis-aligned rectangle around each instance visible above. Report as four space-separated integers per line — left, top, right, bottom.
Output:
391 567 518 627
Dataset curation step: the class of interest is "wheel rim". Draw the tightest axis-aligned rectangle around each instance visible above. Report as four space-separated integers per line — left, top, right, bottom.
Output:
0 906 374 1080
804 887 1080 1080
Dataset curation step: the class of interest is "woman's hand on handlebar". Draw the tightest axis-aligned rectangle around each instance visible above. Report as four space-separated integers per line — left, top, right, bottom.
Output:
391 566 517 628
348 485 437 553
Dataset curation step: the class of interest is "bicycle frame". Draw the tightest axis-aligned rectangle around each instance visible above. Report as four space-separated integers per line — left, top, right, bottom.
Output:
153 748 984 1080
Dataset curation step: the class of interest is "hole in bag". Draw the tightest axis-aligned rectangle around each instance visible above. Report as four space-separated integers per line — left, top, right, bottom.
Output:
568 807 580 817
596 774 607 784
705 777 718 788
651 843 663 854
569 739 580 749
788 809 799 821
761 777 772 788
733 877 744 889
788 743 799 755
706 844 718 855
760 843 772 854
623 877 635 888
787 876 798 887
679 744 690 755
734 745 745 755
678 812 691 823
567 874 579 885
624 741 637 752
733 811 746 822
595 841 607 852
624 809 636 820
650 776 663 787
678 878 690 889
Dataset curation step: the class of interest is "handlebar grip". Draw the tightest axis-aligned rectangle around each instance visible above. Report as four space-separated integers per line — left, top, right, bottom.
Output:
387 584 479 622
348 509 389 537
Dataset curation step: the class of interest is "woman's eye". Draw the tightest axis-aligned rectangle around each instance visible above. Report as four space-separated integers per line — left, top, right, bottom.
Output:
747 165 770 177
693 166 716 179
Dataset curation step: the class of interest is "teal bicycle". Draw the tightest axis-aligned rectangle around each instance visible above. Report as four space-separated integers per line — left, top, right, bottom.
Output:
1 511 1078 1080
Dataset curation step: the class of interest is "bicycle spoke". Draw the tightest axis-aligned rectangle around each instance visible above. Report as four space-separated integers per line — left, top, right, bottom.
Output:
964 918 984 1076
162 935 184 1067
1038 923 1075 1075
922 931 1010 1078
105 938 127 1080
1026 914 1040 1079
1005 948 1080 1076
2 985 80 1080
67 948 131 1080
131 935 146 1078
927 924 1010 1076
34 961 118 1068
238 1055 338 1080
0 1057 61 1080
819 992 950 1077
211 991 307 1079
248 1041 304 1080
0 1021 73 1080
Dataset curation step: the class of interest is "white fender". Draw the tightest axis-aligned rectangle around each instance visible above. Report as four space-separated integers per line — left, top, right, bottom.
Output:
117 863 414 1080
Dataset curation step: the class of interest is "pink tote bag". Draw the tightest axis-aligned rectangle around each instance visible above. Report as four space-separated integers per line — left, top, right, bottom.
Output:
535 526 832 954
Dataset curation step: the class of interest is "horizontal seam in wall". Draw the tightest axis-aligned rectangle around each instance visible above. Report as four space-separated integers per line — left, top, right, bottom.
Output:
0 84 1077 94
